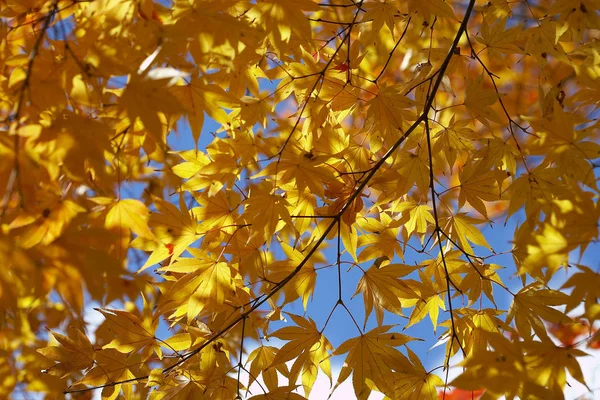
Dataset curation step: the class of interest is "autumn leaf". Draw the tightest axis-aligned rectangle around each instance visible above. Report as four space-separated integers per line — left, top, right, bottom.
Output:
332 326 418 400
507 284 571 341
446 213 493 255
37 327 95 378
464 74 503 127
353 260 417 326
270 314 332 397
140 195 201 271
405 272 446 331
242 182 295 243
247 346 289 392
6 0 600 398
105 199 156 240
395 348 444 400
97 299 160 361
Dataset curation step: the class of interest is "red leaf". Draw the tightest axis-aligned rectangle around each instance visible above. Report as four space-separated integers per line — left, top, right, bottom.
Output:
438 388 485 400
549 320 589 346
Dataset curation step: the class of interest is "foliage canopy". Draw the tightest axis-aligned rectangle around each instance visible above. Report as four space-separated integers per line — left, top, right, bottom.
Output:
1 0 600 399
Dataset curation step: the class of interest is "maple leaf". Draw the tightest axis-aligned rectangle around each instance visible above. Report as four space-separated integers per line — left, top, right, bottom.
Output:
405 272 446 331
405 0 457 20
446 213 493 255
9 199 86 248
520 223 570 279
439 308 513 358
275 151 337 198
75 349 141 399
451 333 552 399
362 1 399 36
464 74 503 127
431 117 477 170
97 298 160 362
357 213 404 262
365 85 416 153
477 18 523 57
523 340 589 397
332 326 418 400
353 260 418 326
171 79 232 145
186 261 237 321
401 202 435 241
247 346 290 392
457 261 503 306
395 348 444 400
523 20 569 65
37 327 95 378
119 73 183 143
250 0 319 51
458 160 502 219
265 243 317 309
561 265 600 319
270 314 332 397
242 182 295 243
104 198 157 240
507 284 572 341
140 195 201 271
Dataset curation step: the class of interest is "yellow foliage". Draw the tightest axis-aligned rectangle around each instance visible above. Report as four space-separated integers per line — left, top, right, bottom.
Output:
1 0 598 399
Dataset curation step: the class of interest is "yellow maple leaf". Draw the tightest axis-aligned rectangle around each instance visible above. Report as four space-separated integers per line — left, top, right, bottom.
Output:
270 314 332 397
247 346 289 392
523 340 589 397
353 261 417 326
242 182 295 243
332 326 417 399
140 195 201 271
75 349 139 399
394 348 444 400
37 327 95 378
98 299 160 362
119 73 183 143
521 224 569 278
507 284 571 341
405 273 446 331
365 85 416 153
451 333 552 399
266 242 317 310
186 261 236 321
447 213 493 255
464 74 503 127
105 199 156 240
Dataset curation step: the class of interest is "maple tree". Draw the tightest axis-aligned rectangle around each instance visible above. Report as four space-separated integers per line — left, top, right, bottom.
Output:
1 0 600 399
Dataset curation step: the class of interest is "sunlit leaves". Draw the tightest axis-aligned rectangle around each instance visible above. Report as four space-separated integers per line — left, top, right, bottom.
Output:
97 299 159 362
464 74 502 127
105 199 156 240
353 260 417 326
446 214 492 255
332 326 417 400
270 314 332 397
365 85 416 152
37 328 95 378
507 284 571 341
394 348 443 400
5 0 600 398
